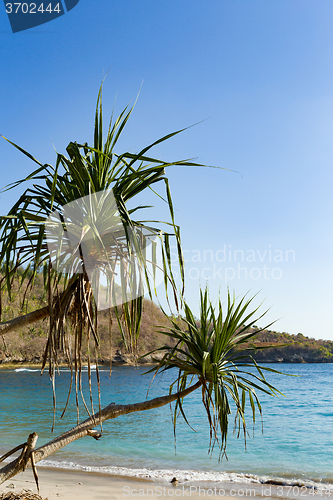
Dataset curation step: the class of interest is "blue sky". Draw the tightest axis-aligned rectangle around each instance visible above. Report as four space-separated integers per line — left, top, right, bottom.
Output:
1 1 333 339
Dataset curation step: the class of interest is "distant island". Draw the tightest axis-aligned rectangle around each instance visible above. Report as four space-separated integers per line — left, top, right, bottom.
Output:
1 273 332 365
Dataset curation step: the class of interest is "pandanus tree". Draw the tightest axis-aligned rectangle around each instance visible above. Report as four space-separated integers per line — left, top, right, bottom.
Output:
0 84 207 379
0 86 283 489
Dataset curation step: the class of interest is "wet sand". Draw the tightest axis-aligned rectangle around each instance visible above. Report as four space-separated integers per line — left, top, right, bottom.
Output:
0 467 324 500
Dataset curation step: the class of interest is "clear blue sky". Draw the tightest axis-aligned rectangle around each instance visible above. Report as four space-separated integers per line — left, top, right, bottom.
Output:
1 1 333 339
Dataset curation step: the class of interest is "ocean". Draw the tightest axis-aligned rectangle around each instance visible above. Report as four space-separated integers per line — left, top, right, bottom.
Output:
0 363 333 488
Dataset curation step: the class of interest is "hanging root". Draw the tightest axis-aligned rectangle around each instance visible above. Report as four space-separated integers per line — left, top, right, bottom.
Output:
41 272 101 423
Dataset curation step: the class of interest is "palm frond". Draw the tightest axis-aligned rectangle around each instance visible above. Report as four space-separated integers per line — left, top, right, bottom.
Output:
148 288 287 459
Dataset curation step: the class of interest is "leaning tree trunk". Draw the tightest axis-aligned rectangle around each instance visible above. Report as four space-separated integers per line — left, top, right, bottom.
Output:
0 306 50 336
0 380 202 485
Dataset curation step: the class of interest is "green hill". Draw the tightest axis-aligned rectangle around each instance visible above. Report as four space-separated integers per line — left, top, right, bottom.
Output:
0 272 176 365
243 327 333 363
0 273 332 365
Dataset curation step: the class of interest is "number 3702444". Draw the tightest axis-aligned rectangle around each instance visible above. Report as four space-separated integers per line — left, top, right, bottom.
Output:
5 3 61 14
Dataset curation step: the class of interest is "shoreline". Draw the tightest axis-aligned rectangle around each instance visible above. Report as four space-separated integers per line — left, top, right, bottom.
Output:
1 361 333 371
2 446 332 492
0 467 330 500
0 362 157 371
31 460 333 489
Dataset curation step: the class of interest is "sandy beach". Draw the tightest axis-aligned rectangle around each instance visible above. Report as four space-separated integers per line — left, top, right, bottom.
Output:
0 468 236 500
0 467 325 500
0 467 284 500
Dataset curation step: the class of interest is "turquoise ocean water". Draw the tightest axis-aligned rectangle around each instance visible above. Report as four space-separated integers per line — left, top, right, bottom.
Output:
0 363 332 486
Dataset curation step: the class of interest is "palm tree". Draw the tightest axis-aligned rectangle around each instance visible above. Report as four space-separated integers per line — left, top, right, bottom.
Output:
0 84 207 400
0 288 283 486
0 85 284 488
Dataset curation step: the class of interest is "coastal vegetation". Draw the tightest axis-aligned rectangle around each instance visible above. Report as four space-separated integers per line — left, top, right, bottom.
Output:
0 271 330 365
0 86 284 489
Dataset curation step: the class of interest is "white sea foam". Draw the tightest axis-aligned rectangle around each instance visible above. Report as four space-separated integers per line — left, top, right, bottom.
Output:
34 459 333 491
14 368 40 372
13 366 107 373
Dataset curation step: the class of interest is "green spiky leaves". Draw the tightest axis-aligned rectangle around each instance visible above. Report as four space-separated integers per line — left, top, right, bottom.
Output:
148 288 285 460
